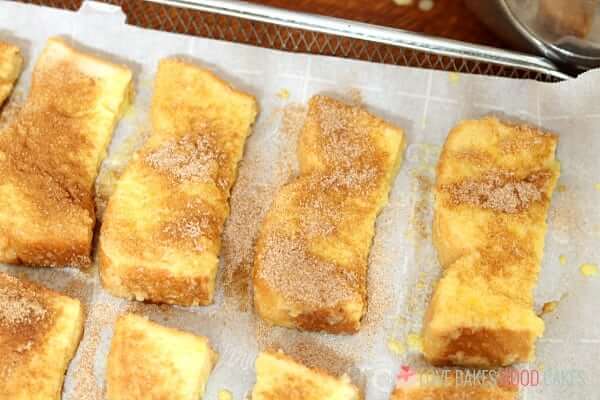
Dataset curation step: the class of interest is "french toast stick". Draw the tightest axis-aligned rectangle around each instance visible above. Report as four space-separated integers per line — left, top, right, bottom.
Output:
106 313 217 400
423 117 559 367
99 59 258 305
0 38 133 268
253 95 405 333
0 272 84 400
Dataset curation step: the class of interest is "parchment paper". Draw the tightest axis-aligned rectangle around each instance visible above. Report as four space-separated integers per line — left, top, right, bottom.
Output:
1 1 599 399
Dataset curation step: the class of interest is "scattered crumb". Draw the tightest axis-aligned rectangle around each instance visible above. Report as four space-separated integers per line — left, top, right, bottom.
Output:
411 175 433 240
221 104 306 311
559 255 567 266
548 190 581 238
580 263 598 277
364 219 397 331
557 184 567 193
123 103 137 120
595 183 600 192
71 302 121 400
537 362 545 372
387 338 405 356
218 389 233 400
418 0 434 11
347 88 363 106
277 88 289 100
256 331 357 378
541 301 558 315
406 333 423 352
278 103 307 143
393 0 413 5
448 72 460 84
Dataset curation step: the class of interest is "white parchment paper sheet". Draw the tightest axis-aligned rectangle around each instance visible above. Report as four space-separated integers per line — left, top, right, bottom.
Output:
1 1 599 399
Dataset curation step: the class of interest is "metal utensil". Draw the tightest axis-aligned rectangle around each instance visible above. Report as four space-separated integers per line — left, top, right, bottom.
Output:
467 0 600 73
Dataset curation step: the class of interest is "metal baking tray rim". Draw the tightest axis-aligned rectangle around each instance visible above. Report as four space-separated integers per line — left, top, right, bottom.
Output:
148 0 572 80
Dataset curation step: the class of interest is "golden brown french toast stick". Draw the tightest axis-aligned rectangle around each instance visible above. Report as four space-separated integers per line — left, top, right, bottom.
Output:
106 313 217 400
423 117 559 367
0 272 84 399
253 95 405 333
99 59 258 305
0 38 133 268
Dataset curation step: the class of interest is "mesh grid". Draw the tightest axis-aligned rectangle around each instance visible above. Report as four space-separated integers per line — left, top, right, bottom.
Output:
14 0 559 81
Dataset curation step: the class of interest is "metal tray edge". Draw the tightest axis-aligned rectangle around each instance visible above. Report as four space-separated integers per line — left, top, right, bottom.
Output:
147 0 573 80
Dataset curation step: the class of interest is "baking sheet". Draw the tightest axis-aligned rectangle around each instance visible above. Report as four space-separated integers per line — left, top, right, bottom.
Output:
1 1 600 399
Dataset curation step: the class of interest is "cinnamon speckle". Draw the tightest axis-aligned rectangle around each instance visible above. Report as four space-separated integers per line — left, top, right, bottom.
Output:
0 273 53 382
442 170 551 213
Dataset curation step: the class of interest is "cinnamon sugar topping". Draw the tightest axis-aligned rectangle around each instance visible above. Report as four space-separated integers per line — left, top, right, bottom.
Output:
442 170 551 213
0 62 98 214
0 39 132 268
311 97 384 174
0 289 47 327
144 130 228 188
0 275 49 330
260 235 360 307
0 273 53 379
255 96 404 331
158 199 220 252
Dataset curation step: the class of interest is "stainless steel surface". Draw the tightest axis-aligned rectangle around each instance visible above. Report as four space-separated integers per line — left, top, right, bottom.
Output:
148 0 571 80
15 0 570 80
467 0 600 72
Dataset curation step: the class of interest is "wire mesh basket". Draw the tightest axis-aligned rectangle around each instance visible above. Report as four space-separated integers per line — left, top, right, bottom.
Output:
15 0 567 81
